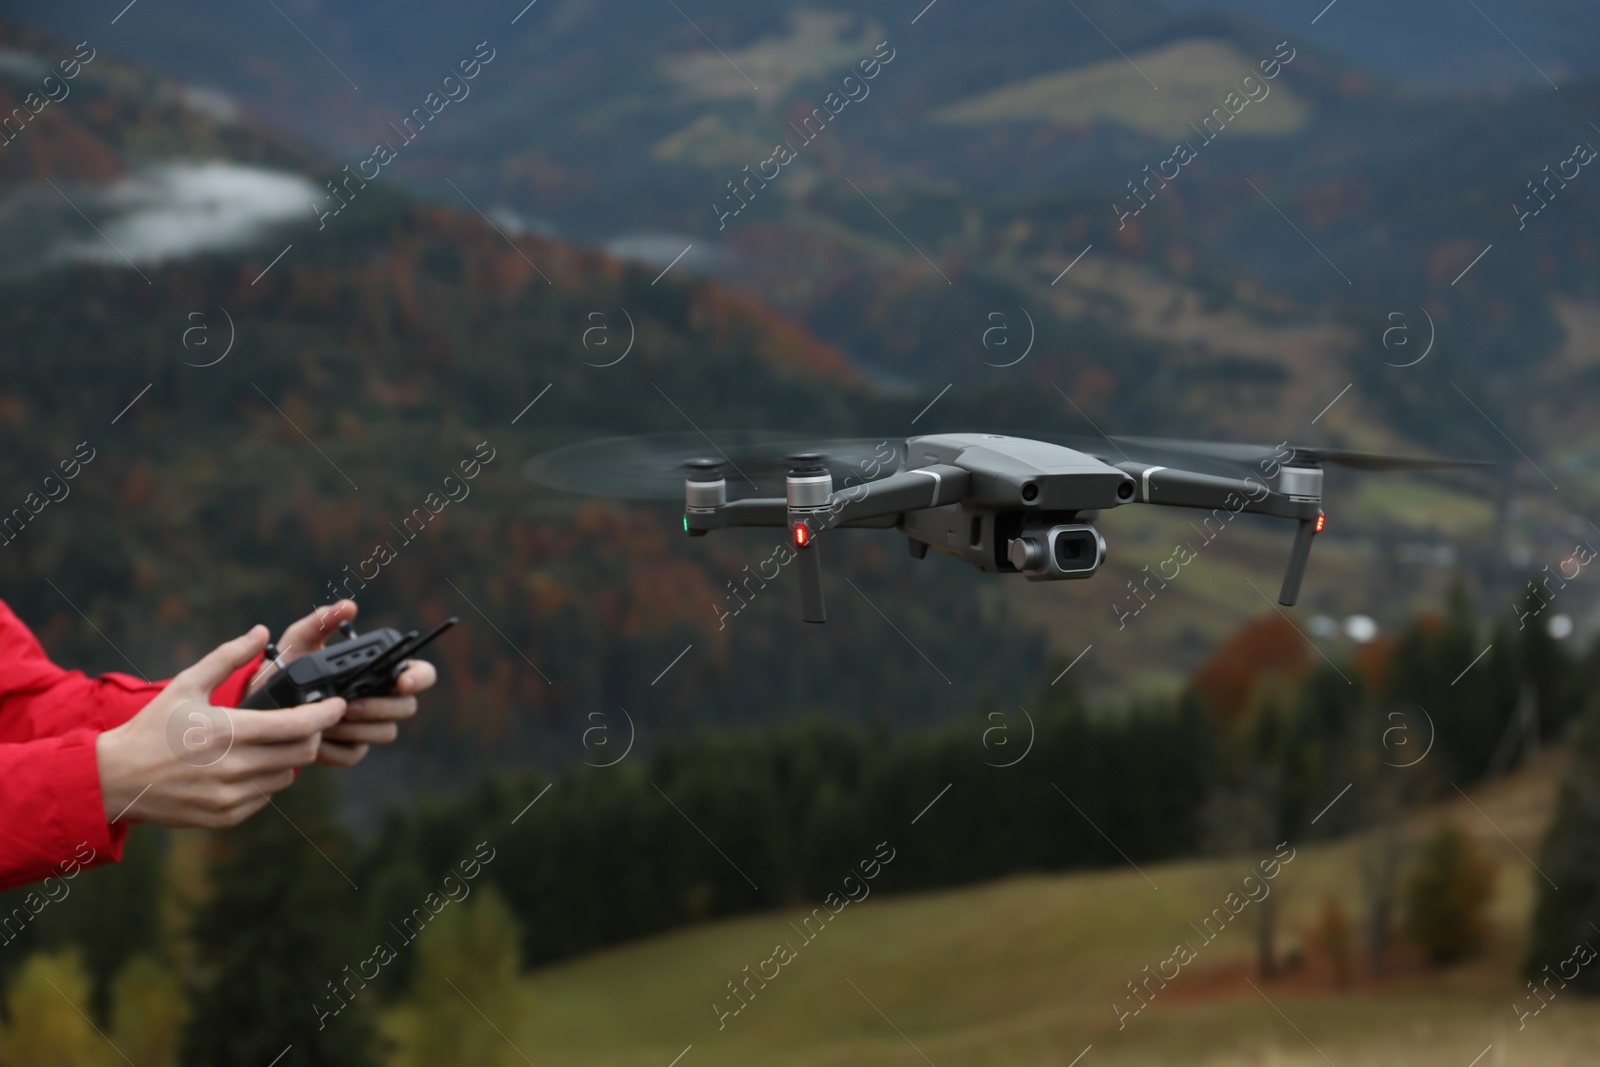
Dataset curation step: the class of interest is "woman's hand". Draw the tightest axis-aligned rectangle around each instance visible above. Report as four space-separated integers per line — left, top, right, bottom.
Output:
251 600 438 768
96 625 345 828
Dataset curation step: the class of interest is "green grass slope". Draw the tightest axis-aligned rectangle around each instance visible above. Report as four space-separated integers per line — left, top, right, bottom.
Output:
477 755 1599 1066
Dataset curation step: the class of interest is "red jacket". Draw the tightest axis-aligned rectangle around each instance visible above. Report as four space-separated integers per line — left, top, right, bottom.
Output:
0 599 259 890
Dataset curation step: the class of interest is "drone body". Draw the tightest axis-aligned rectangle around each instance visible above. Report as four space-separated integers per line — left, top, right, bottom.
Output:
682 433 1334 623
524 429 1484 625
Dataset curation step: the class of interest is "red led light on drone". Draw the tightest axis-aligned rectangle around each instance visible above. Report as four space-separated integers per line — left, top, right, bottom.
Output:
1315 512 1326 534
793 523 810 547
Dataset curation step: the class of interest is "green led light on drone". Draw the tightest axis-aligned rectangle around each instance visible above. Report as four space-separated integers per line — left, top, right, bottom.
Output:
683 515 688 532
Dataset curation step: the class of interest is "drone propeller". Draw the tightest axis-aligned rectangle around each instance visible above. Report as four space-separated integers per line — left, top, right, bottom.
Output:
1105 436 1494 474
522 433 904 501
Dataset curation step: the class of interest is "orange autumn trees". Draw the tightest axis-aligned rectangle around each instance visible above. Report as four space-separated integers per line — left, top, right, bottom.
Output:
1190 614 1311 727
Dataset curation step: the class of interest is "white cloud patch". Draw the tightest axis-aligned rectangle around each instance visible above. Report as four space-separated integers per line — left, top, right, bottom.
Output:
0 49 50 82
603 232 722 272
51 161 317 267
170 85 240 124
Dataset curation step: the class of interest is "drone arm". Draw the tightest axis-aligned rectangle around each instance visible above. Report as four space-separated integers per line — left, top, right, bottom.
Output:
1113 462 1269 509
698 499 788 527
825 465 971 525
1112 462 1314 520
687 466 970 534
1113 462 1325 603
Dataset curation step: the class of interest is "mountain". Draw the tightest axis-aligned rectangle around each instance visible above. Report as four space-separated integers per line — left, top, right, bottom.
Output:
0 18 1588 809
1163 0 1600 91
14 0 1600 461
0 21 1051 812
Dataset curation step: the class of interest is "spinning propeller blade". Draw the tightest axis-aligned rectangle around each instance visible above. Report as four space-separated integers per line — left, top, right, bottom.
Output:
522 433 903 501
1106 436 1494 474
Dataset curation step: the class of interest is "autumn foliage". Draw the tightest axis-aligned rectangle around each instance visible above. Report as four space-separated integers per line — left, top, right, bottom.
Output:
1190 614 1310 726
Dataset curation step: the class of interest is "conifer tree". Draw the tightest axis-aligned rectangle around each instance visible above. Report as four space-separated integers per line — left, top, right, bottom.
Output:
382 885 528 1067
180 769 379 1067
1403 824 1496 965
1525 693 1600 992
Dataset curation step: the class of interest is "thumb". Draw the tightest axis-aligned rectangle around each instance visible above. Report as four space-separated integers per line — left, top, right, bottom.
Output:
169 625 269 699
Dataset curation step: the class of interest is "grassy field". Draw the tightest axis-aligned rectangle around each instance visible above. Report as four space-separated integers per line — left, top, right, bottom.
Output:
459 753 1600 1067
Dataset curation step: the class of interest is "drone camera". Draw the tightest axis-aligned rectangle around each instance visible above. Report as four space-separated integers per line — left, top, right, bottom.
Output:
1008 523 1106 581
1053 527 1100 571
1116 479 1135 501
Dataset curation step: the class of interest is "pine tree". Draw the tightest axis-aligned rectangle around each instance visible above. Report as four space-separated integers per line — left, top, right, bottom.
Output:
1386 581 1519 782
1403 824 1496 965
1525 693 1600 991
180 769 379 1067
381 885 529 1067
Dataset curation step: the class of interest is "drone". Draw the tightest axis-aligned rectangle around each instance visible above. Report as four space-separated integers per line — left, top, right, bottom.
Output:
525 432 1487 624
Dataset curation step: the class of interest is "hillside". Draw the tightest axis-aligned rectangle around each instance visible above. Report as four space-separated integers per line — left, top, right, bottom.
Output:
442 752 1585 1066
0 21 1588 805
13 1 1600 464
0 23 1051 799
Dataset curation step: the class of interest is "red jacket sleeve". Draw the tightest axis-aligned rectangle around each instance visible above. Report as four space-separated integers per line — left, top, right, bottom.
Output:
0 599 260 890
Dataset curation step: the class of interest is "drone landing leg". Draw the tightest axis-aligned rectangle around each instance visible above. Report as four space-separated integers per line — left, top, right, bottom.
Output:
1277 517 1318 606
797 543 826 623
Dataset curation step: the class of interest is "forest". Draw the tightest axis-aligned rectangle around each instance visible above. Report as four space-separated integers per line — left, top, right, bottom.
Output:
0 584 1594 1064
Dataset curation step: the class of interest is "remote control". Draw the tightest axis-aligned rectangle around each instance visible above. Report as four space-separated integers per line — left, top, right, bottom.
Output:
240 617 458 710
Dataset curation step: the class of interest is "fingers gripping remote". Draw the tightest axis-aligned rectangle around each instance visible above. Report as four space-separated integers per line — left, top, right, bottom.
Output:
239 617 458 710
